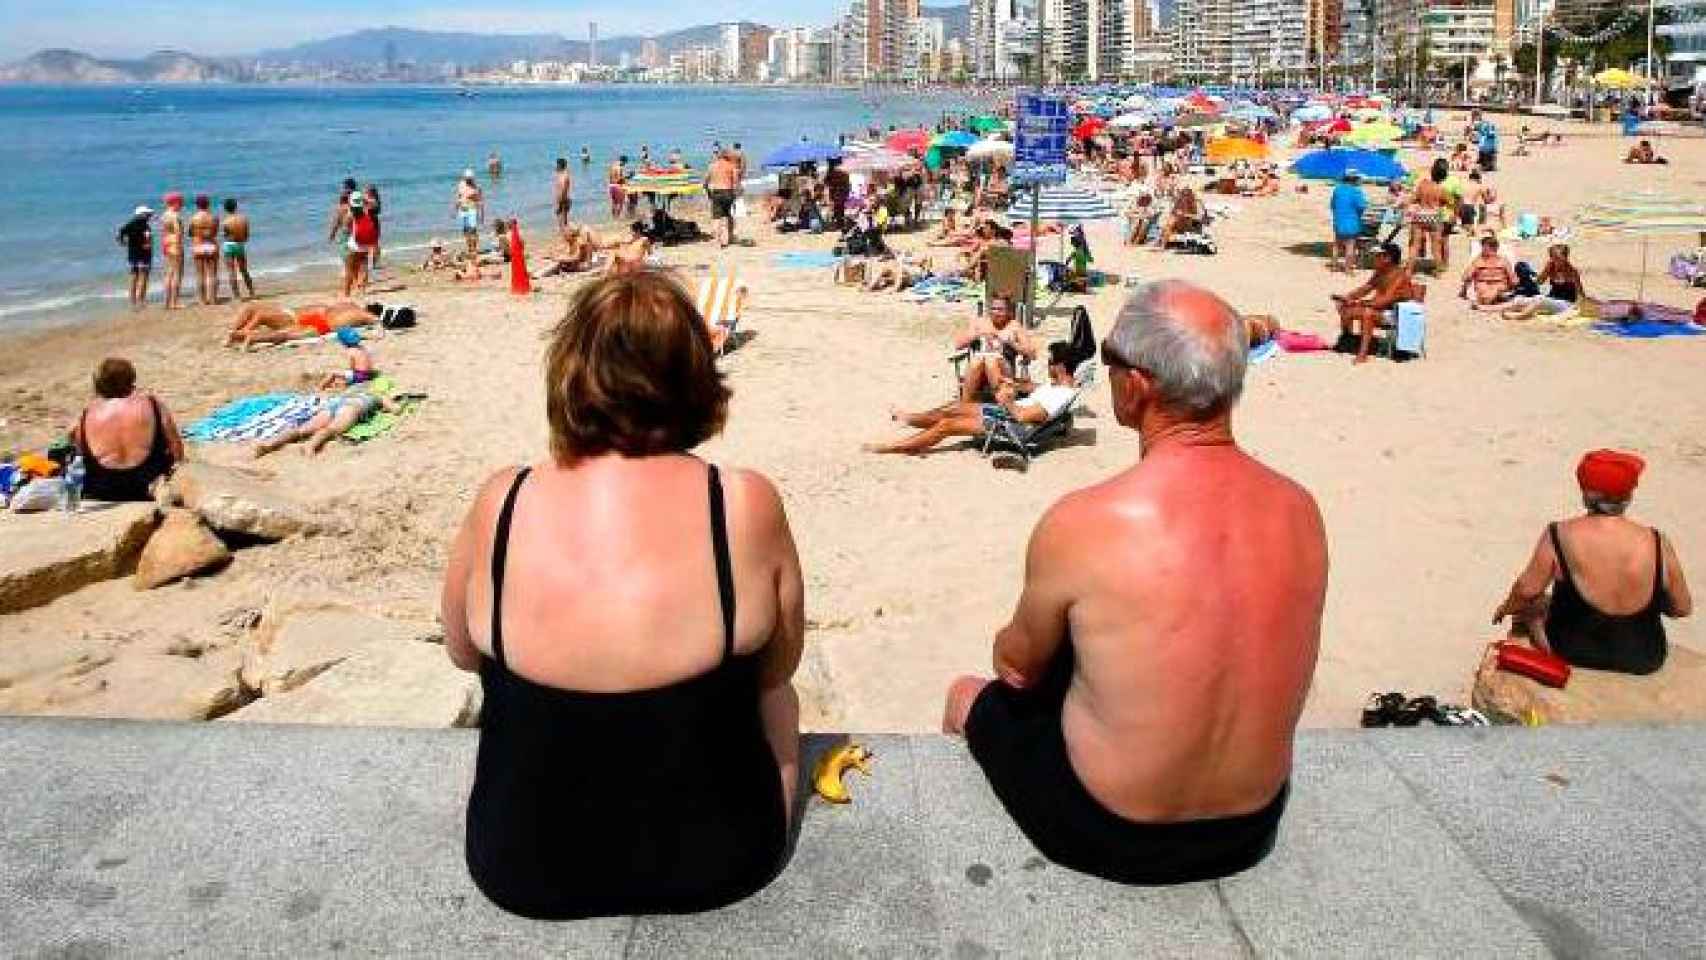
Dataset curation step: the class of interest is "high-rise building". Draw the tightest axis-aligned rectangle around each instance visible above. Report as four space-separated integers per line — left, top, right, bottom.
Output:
970 0 1041 81
721 24 744 80
741 27 774 80
1656 0 1706 87
589 22 599 67
1173 0 1236 78
639 39 662 69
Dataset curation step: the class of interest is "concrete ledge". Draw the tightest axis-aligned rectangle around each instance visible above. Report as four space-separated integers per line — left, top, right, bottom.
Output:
2 721 1703 957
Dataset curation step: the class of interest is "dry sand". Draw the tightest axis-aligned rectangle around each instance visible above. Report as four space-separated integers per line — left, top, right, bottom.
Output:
3 117 1703 728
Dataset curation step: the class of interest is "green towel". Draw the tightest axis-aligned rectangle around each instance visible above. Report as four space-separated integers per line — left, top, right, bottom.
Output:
340 375 417 443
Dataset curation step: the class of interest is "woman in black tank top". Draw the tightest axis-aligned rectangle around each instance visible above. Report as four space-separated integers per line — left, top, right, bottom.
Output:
441 273 805 920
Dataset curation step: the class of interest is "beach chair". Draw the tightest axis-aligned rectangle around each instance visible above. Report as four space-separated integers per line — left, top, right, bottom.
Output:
980 390 1082 465
695 271 747 357
1377 300 1427 360
984 245 1036 326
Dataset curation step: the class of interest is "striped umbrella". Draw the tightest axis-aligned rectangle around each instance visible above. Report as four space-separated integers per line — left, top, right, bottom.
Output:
628 167 700 196
840 142 917 174
1025 184 1119 223
1577 193 1706 299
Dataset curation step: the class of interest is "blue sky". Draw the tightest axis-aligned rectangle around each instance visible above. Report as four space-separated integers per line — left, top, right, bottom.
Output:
0 0 848 60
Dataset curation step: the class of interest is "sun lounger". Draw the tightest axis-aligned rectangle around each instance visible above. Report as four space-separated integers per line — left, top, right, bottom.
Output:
980 390 1081 465
695 271 747 356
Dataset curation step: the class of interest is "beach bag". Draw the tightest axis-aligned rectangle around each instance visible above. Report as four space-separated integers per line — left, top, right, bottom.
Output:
1495 642 1571 689
9 478 63 514
1514 262 1541 297
1394 302 1426 355
379 305 417 330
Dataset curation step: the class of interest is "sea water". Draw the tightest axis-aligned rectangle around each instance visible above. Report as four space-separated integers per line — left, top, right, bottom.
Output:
0 84 986 329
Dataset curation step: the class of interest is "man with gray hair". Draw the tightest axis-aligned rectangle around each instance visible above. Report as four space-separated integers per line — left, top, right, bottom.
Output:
942 280 1328 885
1494 449 1691 674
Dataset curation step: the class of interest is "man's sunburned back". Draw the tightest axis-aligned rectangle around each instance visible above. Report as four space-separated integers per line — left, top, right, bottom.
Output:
1051 444 1326 822
708 158 738 190
82 395 158 469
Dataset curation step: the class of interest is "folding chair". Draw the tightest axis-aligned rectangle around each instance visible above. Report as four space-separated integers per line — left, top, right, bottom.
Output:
1376 300 1427 360
695 271 747 357
984 245 1036 327
980 390 1081 465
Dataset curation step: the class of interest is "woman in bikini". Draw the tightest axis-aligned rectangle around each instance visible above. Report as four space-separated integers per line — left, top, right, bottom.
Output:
160 192 186 310
224 302 376 347
188 194 221 305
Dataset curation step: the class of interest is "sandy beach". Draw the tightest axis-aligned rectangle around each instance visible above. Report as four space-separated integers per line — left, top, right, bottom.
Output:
2 117 1703 729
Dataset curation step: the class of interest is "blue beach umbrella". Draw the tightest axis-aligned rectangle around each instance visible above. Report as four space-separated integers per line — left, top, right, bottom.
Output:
763 139 843 169
1291 103 1333 123
1290 148 1405 184
932 130 980 149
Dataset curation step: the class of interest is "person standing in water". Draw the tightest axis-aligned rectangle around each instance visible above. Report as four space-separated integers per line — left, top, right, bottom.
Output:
116 205 154 310
455 170 485 261
488 151 503 180
553 158 573 232
220 198 254 301
580 146 591 165
188 194 220 306
328 178 356 248
160 192 185 310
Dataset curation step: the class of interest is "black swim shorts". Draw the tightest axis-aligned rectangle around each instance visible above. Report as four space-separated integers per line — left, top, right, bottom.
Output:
965 648 1289 885
709 189 736 220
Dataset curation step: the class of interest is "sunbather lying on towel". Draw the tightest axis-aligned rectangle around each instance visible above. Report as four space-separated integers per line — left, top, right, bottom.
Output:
864 344 1076 456
866 253 932 292
224 302 377 348
1624 140 1668 165
252 384 404 458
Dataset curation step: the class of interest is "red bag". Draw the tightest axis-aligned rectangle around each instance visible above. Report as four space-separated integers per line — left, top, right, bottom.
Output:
1495 643 1571 689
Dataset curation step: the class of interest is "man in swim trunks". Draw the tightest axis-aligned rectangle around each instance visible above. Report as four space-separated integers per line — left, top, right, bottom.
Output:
1459 234 1517 308
117 205 154 311
553 158 573 232
188 194 220 306
223 301 376 348
253 385 403 458
455 170 485 260
160 192 185 310
705 149 741 248
1332 241 1413 364
220 198 255 301
942 281 1327 885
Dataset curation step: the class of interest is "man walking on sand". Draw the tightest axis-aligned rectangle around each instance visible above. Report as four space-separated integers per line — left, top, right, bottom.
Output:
942 281 1328 885
553 158 573 232
705 149 741 248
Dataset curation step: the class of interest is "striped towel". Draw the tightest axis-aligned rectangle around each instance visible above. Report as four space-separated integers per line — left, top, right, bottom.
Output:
696 273 745 331
187 394 326 443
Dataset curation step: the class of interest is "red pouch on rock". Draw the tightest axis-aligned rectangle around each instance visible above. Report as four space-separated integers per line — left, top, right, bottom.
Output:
1496 643 1571 689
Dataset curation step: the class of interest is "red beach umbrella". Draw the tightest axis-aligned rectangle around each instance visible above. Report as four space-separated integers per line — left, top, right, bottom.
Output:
885 128 931 154
1072 117 1107 141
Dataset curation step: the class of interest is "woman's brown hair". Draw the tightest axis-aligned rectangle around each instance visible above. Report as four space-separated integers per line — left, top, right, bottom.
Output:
93 357 137 399
544 271 729 461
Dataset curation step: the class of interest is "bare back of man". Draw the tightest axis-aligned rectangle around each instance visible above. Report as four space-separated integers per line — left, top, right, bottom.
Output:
1047 445 1326 820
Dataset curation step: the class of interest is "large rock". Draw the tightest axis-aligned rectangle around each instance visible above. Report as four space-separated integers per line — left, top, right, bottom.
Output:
224 636 480 728
0 503 158 613
1472 642 1706 725
168 462 324 541
240 607 434 697
133 509 230 590
34 648 247 721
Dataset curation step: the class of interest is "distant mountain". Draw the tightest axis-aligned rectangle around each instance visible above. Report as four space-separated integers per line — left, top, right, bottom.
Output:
0 48 250 84
257 23 767 69
923 4 971 43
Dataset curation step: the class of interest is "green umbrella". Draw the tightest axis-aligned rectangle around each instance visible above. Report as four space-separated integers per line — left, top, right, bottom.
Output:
1576 193 1706 300
966 115 1004 134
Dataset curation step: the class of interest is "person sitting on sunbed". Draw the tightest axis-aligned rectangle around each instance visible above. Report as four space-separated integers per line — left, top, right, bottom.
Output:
953 296 1036 402
1624 139 1668 165
1502 244 1587 320
1460 234 1518 308
864 343 1076 455
252 384 405 458
1157 188 1204 249
318 327 375 389
1493 449 1693 675
224 301 377 348
1331 241 1413 365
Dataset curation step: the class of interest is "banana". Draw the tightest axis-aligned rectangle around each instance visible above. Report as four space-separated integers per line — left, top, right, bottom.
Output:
812 743 874 804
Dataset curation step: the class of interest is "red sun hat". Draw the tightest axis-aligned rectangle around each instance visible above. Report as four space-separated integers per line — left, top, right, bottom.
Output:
1576 449 1645 500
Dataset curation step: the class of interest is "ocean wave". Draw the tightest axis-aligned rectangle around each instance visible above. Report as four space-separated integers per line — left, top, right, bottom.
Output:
0 290 124 320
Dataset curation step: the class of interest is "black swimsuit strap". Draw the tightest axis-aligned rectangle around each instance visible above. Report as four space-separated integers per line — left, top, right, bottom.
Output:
708 465 737 661
489 467 532 670
1548 523 1574 584
1652 529 1665 597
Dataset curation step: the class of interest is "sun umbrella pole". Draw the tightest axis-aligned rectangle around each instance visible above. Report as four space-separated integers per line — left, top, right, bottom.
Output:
1026 0 1045 330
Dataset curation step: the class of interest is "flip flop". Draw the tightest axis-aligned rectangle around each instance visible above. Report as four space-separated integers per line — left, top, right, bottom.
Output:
1360 691 1406 728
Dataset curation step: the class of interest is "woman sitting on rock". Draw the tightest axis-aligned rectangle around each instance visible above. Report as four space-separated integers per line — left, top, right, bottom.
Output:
70 357 185 502
440 270 806 920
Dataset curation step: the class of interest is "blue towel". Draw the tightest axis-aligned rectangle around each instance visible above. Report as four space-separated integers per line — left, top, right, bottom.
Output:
186 393 326 442
1593 322 1705 339
1248 340 1280 365
184 393 294 441
773 251 842 269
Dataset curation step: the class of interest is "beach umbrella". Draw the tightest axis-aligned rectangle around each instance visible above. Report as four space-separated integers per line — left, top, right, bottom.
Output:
1592 68 1648 91
1071 118 1107 141
762 139 843 169
1343 120 1404 147
1228 104 1278 122
1205 136 1270 164
885 128 930 154
1324 117 1354 135
1110 112 1153 129
931 130 980 150
1185 92 1219 111
1577 193 1706 300
841 145 917 174
1028 183 1119 223
627 167 701 196
966 115 1005 134
965 139 1015 161
1292 103 1333 123
1290 148 1406 183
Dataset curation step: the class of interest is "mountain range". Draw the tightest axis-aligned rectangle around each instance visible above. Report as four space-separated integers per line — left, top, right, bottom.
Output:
0 8 971 83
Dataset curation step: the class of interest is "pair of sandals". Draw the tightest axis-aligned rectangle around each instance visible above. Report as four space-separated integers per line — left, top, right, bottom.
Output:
1361 692 1490 728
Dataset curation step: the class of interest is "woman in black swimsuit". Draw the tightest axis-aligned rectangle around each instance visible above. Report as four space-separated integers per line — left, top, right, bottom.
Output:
71 357 184 502
1495 450 1693 674
441 272 806 920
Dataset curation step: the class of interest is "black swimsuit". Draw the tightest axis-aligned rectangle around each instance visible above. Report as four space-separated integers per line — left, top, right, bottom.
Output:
77 397 174 502
1545 523 1669 675
464 465 786 920
966 645 1288 886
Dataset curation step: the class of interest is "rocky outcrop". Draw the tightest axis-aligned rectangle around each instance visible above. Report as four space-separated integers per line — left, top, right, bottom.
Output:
225 636 480 728
1472 643 1706 725
240 607 432 697
167 463 325 542
0 503 158 614
38 649 247 721
134 509 230 590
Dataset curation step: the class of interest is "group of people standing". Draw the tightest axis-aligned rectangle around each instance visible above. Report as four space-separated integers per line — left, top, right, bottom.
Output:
116 193 254 310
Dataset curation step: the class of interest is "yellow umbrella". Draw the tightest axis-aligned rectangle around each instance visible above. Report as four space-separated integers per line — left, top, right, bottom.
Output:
1592 68 1648 90
1343 121 1403 147
1205 136 1269 164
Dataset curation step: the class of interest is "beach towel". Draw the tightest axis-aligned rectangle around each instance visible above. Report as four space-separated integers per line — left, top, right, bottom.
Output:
1592 321 1705 339
185 393 325 443
341 376 419 443
1248 340 1281 365
1274 330 1329 352
773 251 842 269
1596 300 1698 325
